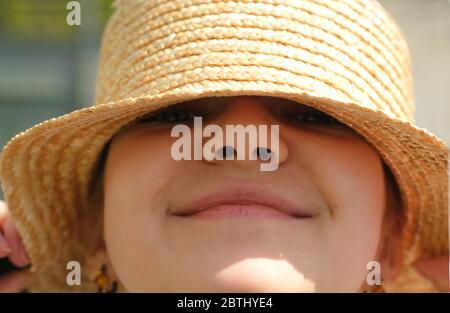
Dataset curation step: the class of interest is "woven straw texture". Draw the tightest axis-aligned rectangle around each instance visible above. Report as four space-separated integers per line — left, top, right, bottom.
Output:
0 0 448 291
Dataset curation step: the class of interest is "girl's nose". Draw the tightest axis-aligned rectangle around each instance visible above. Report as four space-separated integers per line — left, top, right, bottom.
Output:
202 96 288 169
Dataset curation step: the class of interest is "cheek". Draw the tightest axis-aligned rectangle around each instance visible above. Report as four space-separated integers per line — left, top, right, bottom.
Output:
317 136 386 246
102 129 180 291
105 129 176 201
289 130 386 291
104 202 170 291
327 143 386 290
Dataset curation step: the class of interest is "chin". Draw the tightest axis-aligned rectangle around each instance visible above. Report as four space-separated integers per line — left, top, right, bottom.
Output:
204 258 317 292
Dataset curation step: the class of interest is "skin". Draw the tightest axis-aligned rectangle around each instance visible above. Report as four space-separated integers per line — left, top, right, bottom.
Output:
0 96 447 292
0 200 32 292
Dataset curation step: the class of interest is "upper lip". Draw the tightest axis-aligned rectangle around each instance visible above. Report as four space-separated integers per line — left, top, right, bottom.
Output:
170 185 315 218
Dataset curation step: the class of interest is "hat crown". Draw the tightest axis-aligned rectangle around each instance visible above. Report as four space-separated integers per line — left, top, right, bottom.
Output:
95 0 414 122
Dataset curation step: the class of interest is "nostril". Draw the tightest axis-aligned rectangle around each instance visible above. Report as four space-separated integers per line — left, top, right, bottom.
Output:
256 147 272 161
216 145 236 160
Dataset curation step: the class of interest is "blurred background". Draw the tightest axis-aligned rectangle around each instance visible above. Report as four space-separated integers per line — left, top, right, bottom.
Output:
0 0 449 198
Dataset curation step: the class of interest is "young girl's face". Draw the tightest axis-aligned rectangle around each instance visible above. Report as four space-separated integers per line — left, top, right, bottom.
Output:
103 96 387 292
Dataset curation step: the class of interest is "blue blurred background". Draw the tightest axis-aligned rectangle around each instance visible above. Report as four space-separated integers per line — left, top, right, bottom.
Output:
0 0 113 151
0 0 449 198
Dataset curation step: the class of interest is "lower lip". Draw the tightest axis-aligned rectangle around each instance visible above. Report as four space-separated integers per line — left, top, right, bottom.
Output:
184 204 297 220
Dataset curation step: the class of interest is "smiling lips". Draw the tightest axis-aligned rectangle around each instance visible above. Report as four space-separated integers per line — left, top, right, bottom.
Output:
170 186 315 220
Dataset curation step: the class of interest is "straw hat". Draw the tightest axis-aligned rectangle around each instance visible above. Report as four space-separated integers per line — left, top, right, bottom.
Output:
0 0 448 292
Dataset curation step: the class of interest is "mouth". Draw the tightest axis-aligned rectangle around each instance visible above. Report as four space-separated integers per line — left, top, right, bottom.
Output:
170 185 316 220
